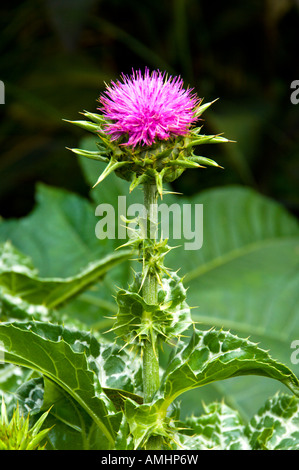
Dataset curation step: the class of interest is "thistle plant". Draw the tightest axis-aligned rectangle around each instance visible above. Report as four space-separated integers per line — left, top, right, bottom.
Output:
68 69 227 425
0 68 298 451
64 69 299 450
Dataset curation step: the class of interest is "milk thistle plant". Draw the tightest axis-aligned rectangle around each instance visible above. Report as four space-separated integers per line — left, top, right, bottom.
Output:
0 68 299 451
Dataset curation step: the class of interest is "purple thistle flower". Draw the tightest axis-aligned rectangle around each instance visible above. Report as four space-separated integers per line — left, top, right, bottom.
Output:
99 68 200 147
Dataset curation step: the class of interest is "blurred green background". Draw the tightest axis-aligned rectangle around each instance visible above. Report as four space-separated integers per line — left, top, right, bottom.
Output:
1 0 298 219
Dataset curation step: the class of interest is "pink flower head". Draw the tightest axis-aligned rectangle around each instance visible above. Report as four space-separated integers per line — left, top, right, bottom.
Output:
99 68 200 147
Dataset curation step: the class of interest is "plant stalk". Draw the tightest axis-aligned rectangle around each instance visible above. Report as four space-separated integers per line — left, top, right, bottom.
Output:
142 183 159 402
142 183 162 450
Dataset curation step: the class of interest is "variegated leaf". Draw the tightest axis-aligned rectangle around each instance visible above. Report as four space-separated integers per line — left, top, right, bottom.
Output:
246 393 299 450
0 321 118 448
177 402 250 450
159 328 299 412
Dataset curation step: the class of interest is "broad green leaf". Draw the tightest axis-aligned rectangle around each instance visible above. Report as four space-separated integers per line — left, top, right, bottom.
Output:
0 291 51 322
0 241 131 309
161 186 299 338
14 376 45 415
45 413 93 450
177 402 250 450
96 341 143 395
0 364 33 411
41 377 111 450
54 141 142 330
0 321 145 449
0 321 117 448
0 241 37 275
118 329 299 449
0 183 116 278
0 185 133 329
162 186 299 418
245 393 299 450
176 394 299 450
0 243 52 321
15 375 139 450
160 328 299 412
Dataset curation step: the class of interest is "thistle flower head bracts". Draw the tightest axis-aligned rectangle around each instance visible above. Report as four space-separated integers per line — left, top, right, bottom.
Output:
66 68 231 195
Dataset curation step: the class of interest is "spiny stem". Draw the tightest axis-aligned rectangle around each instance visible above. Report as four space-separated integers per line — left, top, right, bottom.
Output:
142 183 159 402
142 183 163 450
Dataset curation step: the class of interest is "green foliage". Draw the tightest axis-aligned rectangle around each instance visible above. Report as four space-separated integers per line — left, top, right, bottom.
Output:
170 186 299 418
0 168 298 449
161 329 299 408
246 393 299 450
176 393 299 450
0 241 131 310
179 401 250 450
1 0 299 450
79 153 299 418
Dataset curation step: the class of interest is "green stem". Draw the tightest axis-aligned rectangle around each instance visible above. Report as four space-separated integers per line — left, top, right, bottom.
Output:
142 183 162 450
142 183 159 402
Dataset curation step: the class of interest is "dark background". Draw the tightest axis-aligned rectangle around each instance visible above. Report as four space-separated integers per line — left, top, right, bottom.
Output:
1 0 299 219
